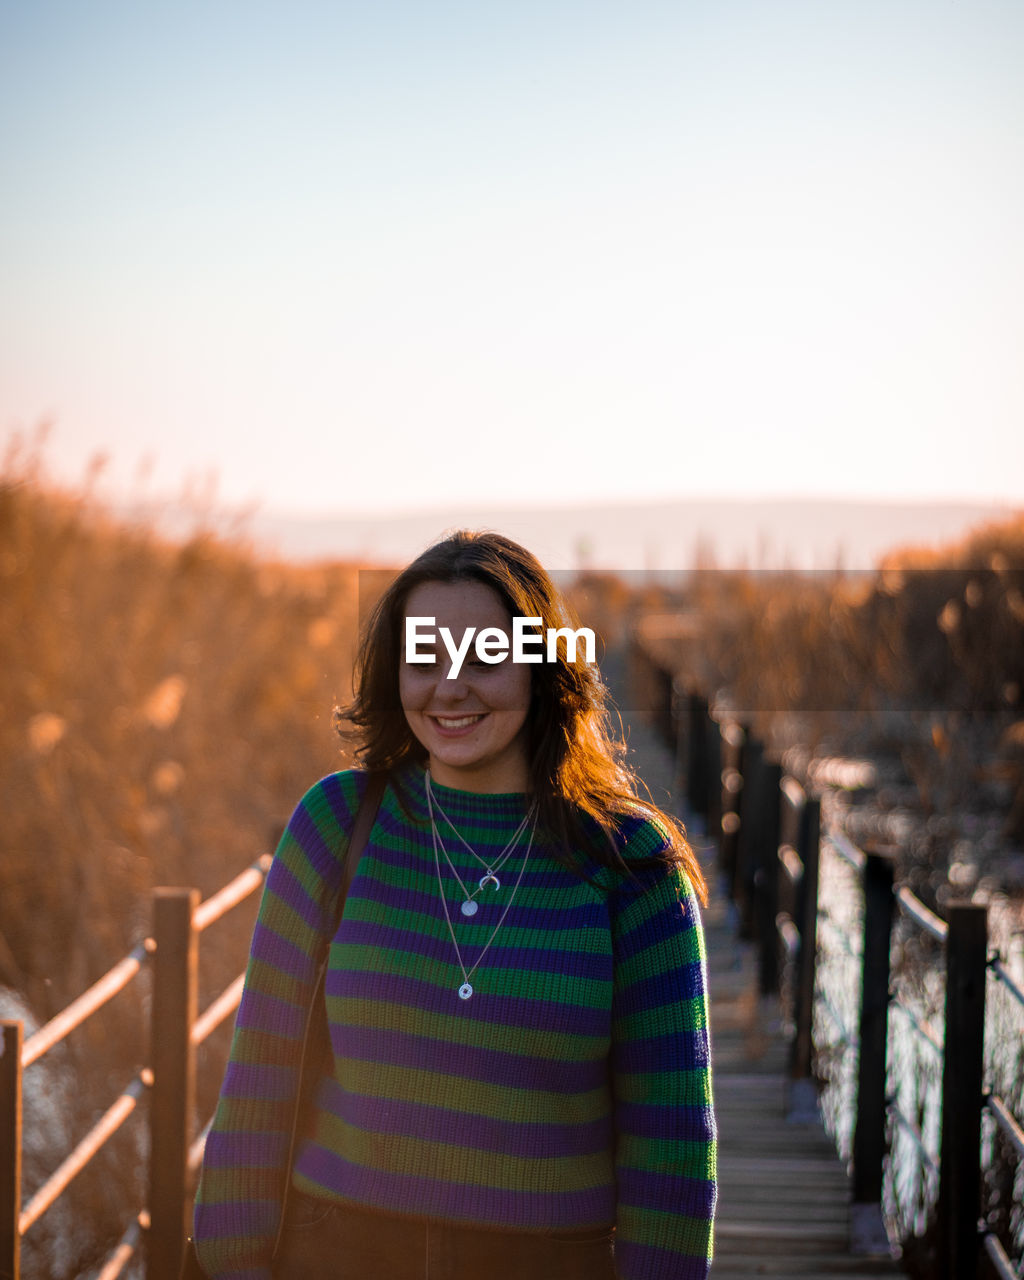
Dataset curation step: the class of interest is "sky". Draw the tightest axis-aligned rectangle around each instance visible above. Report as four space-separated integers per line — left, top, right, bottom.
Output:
2 0 1023 519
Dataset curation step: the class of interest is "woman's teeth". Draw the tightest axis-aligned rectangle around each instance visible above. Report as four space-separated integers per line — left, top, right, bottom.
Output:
434 714 484 729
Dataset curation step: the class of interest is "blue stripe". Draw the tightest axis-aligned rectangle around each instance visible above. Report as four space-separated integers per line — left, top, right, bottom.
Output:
234 987 307 1039
334 917 613 983
614 1237 711 1280
331 1022 609 1090
199 1130 290 1168
618 1167 717 1216
325 967 612 1038
219 1061 297 1101
250 920 318 982
613 1028 711 1074
616 1099 715 1138
294 1143 617 1229
317 1078 612 1158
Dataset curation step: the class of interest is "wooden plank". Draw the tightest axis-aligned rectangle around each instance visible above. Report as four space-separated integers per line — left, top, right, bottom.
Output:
611 703 904 1278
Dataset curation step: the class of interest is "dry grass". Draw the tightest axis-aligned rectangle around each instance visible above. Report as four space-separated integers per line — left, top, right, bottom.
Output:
1 447 364 1275
640 514 1024 843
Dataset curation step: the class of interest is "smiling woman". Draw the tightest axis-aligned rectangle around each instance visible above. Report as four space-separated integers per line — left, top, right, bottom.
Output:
190 529 717 1280
400 579 533 792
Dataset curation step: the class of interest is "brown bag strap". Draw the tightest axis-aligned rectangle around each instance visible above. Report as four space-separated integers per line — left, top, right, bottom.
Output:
339 771 387 905
271 769 387 1259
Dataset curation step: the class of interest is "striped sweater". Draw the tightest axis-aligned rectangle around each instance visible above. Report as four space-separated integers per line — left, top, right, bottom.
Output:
193 764 716 1278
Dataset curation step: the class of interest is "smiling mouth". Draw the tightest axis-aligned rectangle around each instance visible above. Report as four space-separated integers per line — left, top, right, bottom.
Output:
431 714 485 729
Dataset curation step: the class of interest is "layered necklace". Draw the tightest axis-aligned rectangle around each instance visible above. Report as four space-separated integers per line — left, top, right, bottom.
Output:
425 769 536 1001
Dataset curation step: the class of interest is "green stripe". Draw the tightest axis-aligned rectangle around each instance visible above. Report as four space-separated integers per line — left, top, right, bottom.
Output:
616 1202 714 1261
329 996 607 1060
335 942 613 1008
616 1134 717 1180
336 1057 609 1125
315 1115 613 1192
612 1068 714 1106
614 994 709 1037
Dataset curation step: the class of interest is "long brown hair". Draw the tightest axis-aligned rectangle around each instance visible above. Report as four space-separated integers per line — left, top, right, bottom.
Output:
338 530 706 902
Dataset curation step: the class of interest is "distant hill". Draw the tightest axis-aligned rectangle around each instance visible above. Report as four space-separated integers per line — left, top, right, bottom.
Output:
237 497 1016 573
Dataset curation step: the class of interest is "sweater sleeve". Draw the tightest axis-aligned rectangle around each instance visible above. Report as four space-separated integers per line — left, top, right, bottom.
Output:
609 813 717 1280
191 771 362 1280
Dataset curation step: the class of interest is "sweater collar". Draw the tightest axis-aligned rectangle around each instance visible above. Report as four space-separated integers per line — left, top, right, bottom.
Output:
395 761 532 828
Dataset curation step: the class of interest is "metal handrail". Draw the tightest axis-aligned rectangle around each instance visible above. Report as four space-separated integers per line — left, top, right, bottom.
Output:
191 974 245 1046
890 996 943 1056
887 1099 939 1173
985 1093 1024 1162
192 853 271 933
825 828 866 873
990 955 1024 1011
778 842 804 887
7 848 273 1280
96 1211 150 1280
22 938 154 1068
982 1232 1018 1280
19 1068 153 1234
894 885 948 944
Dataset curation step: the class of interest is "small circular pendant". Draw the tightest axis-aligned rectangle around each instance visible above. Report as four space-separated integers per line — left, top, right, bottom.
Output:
460 899 478 917
479 873 500 892
459 983 473 1000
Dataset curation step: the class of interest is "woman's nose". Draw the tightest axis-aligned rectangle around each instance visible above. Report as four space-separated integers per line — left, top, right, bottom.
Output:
434 659 470 697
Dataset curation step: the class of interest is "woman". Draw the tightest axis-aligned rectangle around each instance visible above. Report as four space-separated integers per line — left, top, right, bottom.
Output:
192 530 716 1278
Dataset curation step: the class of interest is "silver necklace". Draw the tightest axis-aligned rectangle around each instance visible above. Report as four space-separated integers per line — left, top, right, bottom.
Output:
424 770 533 915
430 806 536 1001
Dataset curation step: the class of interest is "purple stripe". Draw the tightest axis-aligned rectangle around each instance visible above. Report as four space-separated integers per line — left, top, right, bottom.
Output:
612 1027 711 1073
615 903 699 963
318 771 360 832
250 920 318 981
350 869 612 933
350 837 598 895
335 917 613 984
199 1129 290 1169
614 965 705 1007
325 967 612 1038
219 1060 297 1101
616 1100 715 1139
263 860 324 933
235 987 307 1039
331 1023 609 1090
282 795 345 879
294 1142 616 1228
614 1237 711 1280
192 1197 279 1237
617 1167 717 1217
317 1078 611 1158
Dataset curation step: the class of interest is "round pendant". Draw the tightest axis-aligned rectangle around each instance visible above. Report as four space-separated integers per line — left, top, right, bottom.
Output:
459 983 473 1000
460 899 478 917
479 873 500 892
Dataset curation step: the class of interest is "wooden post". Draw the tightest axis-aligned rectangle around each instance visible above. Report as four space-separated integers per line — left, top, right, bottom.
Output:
851 852 894 1253
733 736 763 939
937 904 987 1280
1 1021 23 1280
718 722 745 885
789 797 821 1111
148 888 198 1280
703 703 722 846
686 692 710 820
754 760 783 997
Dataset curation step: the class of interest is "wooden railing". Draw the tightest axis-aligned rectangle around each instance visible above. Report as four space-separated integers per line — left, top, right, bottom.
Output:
1 854 271 1280
633 638 1024 1280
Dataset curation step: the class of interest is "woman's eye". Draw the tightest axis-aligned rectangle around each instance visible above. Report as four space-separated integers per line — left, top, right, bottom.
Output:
404 651 438 666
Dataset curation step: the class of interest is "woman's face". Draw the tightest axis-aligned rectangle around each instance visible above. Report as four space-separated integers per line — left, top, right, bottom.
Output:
399 579 532 793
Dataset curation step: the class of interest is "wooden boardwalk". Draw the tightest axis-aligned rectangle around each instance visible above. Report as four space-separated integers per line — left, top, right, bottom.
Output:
615 677 904 1279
